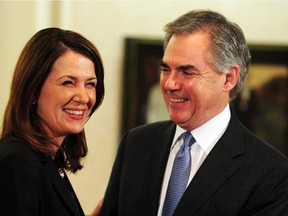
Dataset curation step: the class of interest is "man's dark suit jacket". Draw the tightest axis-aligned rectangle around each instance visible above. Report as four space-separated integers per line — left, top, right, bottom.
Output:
100 112 288 215
0 136 84 216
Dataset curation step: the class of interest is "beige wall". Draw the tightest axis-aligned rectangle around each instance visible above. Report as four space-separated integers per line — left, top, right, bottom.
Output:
1 1 288 213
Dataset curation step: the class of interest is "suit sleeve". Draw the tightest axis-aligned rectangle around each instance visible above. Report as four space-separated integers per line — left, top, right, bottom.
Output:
99 132 128 216
240 163 288 216
0 152 41 216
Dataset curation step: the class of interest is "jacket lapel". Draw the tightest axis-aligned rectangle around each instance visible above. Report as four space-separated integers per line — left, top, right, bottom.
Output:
174 113 245 216
43 159 82 216
149 122 177 212
129 121 176 215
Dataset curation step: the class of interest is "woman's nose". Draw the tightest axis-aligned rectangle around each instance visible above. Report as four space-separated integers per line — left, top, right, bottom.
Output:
74 86 89 104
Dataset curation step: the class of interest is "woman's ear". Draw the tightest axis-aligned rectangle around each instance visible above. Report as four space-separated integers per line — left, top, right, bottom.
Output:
223 65 240 92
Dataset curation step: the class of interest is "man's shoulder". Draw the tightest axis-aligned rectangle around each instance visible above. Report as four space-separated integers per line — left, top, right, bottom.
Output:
129 120 175 134
228 115 288 163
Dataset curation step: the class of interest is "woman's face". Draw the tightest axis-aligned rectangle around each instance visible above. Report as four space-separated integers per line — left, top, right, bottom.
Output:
37 50 97 146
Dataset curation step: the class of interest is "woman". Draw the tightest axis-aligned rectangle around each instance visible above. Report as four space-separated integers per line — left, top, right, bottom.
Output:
0 27 104 216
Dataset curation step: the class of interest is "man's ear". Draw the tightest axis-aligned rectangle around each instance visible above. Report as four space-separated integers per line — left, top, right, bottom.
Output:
223 65 240 92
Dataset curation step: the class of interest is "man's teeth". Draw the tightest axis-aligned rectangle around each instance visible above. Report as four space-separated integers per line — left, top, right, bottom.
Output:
171 98 187 103
65 109 83 116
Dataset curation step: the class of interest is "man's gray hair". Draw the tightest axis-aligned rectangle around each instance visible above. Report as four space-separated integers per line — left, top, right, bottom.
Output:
163 10 251 98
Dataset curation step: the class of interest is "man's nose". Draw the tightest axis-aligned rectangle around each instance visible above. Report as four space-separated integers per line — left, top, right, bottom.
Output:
164 71 181 91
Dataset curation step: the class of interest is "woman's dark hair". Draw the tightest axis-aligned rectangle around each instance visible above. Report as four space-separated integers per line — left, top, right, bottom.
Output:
1 27 104 173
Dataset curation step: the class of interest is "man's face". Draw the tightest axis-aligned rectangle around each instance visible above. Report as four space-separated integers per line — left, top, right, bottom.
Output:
160 32 231 131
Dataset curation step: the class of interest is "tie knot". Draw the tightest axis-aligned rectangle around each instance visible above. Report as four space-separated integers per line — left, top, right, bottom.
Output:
183 132 195 147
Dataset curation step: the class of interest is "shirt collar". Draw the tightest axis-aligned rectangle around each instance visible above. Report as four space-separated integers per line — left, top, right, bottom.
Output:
172 105 231 154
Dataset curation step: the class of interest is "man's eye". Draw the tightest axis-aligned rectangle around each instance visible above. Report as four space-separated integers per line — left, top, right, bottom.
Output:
161 67 170 72
183 71 194 76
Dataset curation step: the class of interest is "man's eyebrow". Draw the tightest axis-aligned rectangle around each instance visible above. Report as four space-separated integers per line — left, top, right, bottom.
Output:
160 61 198 72
177 65 196 71
160 61 169 68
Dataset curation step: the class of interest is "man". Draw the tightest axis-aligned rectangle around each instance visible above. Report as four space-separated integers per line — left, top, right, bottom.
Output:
99 10 288 215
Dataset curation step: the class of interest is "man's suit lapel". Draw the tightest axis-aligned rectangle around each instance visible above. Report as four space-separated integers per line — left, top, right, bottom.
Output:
141 121 177 214
43 159 82 216
174 113 245 216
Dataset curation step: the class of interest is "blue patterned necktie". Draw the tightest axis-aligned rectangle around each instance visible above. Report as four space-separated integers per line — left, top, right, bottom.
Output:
162 131 195 216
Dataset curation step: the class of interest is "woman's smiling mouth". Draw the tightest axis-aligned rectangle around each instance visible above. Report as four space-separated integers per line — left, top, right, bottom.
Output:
64 109 84 116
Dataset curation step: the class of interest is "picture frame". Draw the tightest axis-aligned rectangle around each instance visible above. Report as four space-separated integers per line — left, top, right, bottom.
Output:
121 37 288 155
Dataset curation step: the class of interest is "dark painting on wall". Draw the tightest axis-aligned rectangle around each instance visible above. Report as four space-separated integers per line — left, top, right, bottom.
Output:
122 37 288 156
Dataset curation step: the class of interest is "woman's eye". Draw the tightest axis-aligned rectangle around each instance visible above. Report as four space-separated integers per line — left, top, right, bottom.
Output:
62 80 73 86
87 82 96 88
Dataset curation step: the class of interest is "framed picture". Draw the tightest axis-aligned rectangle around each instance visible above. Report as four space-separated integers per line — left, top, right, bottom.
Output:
121 37 288 156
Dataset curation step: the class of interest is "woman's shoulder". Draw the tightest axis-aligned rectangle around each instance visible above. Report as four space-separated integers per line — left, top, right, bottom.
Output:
0 136 31 154
0 136 41 167
0 137 48 199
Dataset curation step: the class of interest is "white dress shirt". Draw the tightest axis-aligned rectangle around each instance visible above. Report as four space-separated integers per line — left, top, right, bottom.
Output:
157 105 231 215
